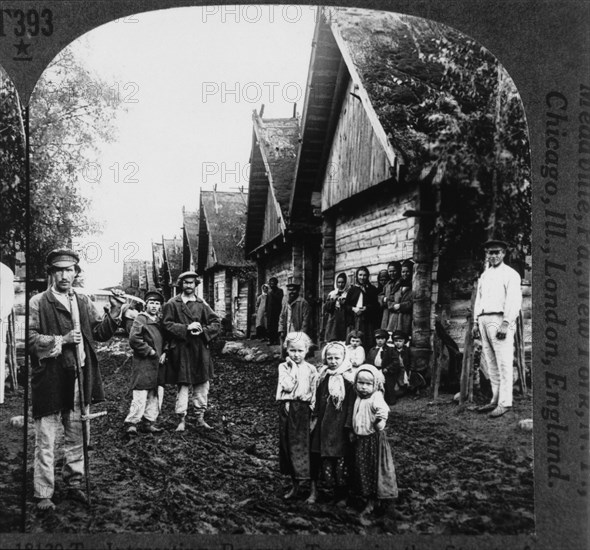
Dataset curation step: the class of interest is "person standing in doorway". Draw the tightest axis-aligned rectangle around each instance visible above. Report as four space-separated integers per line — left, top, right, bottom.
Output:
279 282 311 343
345 267 379 351
162 271 220 432
266 277 284 345
472 239 522 418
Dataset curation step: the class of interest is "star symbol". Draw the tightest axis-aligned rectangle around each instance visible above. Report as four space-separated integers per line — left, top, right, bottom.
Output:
14 39 31 57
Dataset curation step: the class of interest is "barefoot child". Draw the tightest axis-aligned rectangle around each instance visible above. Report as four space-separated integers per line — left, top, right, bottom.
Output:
124 290 166 434
276 332 317 499
308 341 356 504
351 364 398 515
346 330 366 369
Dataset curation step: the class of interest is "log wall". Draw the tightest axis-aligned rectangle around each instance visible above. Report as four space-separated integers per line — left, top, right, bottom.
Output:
333 191 418 280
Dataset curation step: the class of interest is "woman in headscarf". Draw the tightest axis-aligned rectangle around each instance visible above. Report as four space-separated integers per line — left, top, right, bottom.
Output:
322 272 349 343
255 283 269 339
345 266 379 351
379 261 401 330
387 260 414 337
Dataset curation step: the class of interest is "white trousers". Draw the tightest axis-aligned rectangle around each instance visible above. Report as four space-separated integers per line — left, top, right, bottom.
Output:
175 382 209 417
34 382 84 499
124 387 164 424
478 314 515 408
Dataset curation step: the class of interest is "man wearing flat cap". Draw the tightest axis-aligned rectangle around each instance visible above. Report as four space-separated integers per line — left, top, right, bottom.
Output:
472 239 522 418
278 281 311 343
29 248 125 510
124 290 166 435
162 271 220 432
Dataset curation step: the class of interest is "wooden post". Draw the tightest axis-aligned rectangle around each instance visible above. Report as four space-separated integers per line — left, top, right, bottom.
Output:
7 311 17 391
460 284 477 404
515 311 527 395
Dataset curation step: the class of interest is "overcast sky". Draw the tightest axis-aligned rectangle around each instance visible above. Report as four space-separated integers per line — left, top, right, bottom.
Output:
64 5 316 288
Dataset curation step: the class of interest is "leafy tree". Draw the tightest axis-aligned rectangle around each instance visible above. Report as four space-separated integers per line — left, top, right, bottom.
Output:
0 70 26 268
0 46 125 278
354 14 531 268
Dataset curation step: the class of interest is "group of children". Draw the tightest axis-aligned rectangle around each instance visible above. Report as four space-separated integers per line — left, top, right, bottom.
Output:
277 332 399 515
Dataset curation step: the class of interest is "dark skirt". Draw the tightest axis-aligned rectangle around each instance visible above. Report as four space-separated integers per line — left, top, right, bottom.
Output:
353 431 398 499
278 400 311 480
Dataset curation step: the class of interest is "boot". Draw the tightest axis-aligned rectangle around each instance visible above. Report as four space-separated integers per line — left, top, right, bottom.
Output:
195 411 212 430
175 414 186 432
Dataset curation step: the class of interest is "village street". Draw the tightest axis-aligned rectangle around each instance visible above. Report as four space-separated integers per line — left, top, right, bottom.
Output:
0 335 533 536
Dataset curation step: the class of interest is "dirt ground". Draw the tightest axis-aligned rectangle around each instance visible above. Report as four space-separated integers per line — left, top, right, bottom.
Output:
0 336 534 535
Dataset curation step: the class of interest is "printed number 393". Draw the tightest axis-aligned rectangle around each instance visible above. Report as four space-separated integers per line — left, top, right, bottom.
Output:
0 9 53 37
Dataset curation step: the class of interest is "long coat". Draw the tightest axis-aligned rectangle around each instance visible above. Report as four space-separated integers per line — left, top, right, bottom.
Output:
29 290 119 419
386 286 413 335
161 296 220 385
311 373 355 457
379 279 400 330
279 296 311 335
265 287 284 336
128 312 165 390
367 345 403 405
345 284 380 349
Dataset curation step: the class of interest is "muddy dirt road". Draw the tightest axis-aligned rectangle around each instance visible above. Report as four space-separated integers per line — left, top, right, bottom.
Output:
0 336 534 535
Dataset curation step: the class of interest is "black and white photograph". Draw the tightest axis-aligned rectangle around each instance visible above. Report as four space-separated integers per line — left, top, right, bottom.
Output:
0 1 587 549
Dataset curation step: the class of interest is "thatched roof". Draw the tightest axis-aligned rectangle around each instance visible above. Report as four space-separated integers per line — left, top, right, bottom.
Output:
245 113 300 252
199 190 251 268
326 7 447 165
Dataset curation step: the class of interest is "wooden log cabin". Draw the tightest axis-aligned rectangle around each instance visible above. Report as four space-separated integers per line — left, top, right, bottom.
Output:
246 7 532 379
197 189 254 336
244 111 324 336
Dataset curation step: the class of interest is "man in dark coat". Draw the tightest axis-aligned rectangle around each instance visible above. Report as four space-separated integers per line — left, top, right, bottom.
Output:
124 290 166 435
265 277 283 345
29 249 124 511
162 271 220 432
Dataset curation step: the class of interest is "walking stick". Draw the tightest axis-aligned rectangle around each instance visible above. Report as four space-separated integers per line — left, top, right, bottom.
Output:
68 290 106 506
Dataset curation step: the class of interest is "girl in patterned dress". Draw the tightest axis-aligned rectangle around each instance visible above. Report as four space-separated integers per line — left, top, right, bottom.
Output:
276 332 317 499
351 364 398 515
308 341 356 504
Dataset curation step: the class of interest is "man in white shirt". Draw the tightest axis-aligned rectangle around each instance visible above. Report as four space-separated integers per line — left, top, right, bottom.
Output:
472 239 522 418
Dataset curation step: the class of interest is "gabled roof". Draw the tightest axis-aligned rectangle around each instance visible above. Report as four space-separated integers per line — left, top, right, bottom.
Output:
200 189 251 268
326 8 442 164
162 237 182 284
292 8 447 217
245 113 300 253
183 209 199 261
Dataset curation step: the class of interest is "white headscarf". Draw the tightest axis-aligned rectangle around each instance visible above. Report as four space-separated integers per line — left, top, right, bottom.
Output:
319 341 354 410
354 363 385 395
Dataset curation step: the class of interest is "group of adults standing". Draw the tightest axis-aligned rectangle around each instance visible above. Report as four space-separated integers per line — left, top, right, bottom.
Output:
323 261 414 349
254 260 415 351
28 250 221 510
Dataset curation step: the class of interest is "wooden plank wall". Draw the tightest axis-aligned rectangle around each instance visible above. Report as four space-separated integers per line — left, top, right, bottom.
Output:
321 79 391 212
261 188 282 245
233 279 249 333
214 270 226 317
259 249 293 294
334 190 417 281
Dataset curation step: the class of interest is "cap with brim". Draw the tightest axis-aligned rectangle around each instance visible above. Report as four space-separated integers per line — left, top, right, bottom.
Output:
178 271 200 283
483 239 508 249
144 290 164 303
46 249 79 268
391 330 407 340
374 328 389 339
286 283 300 289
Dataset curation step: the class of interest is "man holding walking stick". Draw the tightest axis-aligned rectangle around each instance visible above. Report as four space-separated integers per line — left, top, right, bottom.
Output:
29 249 124 511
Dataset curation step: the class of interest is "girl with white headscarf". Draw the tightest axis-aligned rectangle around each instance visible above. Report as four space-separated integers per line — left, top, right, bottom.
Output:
308 341 356 504
351 364 398 515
